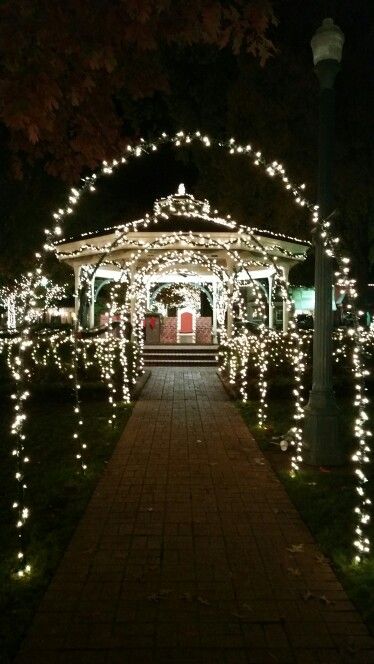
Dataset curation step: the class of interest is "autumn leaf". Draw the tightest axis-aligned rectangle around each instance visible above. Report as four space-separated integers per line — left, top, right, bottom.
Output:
286 543 304 554
27 124 40 144
287 567 301 576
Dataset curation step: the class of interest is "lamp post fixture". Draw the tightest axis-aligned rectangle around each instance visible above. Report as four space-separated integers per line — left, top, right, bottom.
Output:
303 18 345 466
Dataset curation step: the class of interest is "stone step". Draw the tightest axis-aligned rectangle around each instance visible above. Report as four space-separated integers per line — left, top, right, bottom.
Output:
144 352 217 357
143 344 218 366
144 359 217 366
144 345 218 352
145 355 217 360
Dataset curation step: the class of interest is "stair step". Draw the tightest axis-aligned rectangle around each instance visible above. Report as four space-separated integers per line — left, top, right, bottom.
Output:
145 359 217 365
144 357 217 364
145 344 218 347
143 344 218 366
143 349 217 352
144 354 217 358
144 353 217 357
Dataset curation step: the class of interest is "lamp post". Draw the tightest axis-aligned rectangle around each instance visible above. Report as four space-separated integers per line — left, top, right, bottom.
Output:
303 18 345 466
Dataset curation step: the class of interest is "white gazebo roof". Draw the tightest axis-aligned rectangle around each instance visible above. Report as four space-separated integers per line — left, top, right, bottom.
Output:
55 185 310 282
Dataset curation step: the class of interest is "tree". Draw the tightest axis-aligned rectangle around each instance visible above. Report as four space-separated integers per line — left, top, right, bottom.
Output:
0 0 276 180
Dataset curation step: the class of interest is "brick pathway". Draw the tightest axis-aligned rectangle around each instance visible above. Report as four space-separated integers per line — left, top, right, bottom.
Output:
16 368 374 663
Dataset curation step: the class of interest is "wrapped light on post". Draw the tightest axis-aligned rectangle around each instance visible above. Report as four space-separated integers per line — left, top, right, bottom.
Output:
303 19 345 465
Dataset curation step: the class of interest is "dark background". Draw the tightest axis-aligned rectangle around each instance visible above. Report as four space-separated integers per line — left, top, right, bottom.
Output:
1 0 373 299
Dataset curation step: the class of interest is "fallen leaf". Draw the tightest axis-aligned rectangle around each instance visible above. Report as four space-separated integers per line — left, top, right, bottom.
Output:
286 544 304 554
287 567 301 576
147 589 172 602
197 596 210 605
314 554 326 564
242 602 253 611
319 594 333 605
147 593 160 602
346 642 357 655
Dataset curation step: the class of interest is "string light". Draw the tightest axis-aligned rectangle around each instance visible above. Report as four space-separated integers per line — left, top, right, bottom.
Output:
0 129 371 575
9 332 32 578
70 334 87 473
289 330 306 474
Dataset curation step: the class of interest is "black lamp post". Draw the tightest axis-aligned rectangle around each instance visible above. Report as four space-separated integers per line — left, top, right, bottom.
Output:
303 18 345 466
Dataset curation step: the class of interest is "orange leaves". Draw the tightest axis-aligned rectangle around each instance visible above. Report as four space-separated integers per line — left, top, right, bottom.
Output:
201 2 222 41
0 0 276 179
87 50 118 73
27 124 40 145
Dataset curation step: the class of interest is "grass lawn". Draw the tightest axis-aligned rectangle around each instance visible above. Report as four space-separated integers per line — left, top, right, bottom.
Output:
239 394 374 632
0 392 132 664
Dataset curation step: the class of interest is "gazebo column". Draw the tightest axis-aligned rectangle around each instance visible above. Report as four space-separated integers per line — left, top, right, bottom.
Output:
227 307 233 337
226 267 234 338
88 275 95 328
212 281 218 343
73 265 81 322
282 265 290 332
129 266 136 340
267 274 274 329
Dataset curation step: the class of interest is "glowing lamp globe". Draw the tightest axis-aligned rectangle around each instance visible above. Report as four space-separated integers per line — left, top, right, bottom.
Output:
311 18 344 65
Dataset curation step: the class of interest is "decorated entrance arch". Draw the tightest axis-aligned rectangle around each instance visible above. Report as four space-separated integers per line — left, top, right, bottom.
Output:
1 130 371 577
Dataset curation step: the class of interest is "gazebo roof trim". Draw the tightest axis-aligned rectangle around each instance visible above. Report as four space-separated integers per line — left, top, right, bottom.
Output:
56 221 310 248
55 186 311 248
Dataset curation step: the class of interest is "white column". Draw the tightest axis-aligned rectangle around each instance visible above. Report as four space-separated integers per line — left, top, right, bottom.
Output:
74 265 81 322
129 266 136 341
227 278 234 338
282 265 290 332
212 281 218 343
245 286 251 322
224 258 235 338
7 295 16 329
88 276 95 328
267 274 274 329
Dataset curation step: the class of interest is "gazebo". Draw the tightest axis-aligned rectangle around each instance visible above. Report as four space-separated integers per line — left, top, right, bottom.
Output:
55 185 309 342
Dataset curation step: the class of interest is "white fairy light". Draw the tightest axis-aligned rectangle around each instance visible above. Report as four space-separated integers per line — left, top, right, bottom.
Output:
0 128 370 575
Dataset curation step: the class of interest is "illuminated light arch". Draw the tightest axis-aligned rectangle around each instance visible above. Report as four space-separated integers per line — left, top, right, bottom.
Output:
149 282 214 310
45 130 313 251
46 144 374 560
2 130 371 578
105 244 291 429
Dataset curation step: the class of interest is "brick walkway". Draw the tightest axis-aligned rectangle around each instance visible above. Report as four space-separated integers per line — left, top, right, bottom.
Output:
17 368 374 663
